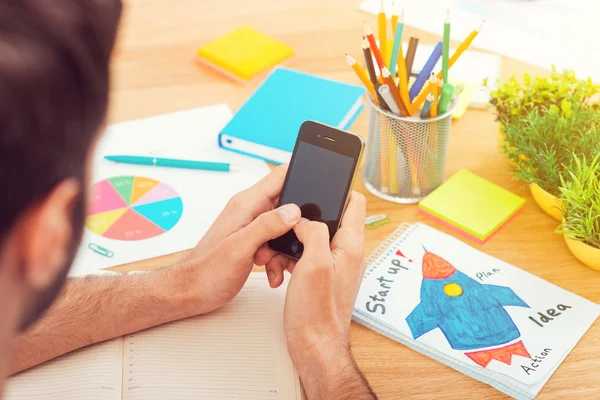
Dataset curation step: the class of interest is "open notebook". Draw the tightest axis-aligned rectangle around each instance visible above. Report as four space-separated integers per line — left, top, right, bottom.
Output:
5 274 302 400
353 223 599 400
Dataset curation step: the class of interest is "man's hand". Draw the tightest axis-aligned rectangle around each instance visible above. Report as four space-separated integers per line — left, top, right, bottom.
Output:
174 164 301 315
267 191 377 400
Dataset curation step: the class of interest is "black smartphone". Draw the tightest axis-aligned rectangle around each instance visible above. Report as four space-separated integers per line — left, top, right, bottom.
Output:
268 121 364 259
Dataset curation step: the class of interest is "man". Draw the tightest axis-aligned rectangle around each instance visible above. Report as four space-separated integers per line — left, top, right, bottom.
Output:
0 1 377 399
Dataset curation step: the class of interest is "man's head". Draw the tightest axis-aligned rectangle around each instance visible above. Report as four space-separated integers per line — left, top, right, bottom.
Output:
0 0 121 333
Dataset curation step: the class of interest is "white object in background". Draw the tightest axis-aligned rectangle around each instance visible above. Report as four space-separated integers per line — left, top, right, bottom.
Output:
70 105 270 276
360 0 600 82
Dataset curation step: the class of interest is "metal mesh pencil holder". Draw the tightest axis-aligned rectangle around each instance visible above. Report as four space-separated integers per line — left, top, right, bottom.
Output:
362 95 457 204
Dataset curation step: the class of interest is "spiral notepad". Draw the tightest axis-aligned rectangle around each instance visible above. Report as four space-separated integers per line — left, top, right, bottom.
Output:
353 223 599 400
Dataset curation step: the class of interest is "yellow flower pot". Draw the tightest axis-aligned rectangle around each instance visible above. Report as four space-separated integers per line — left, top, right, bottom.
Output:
530 183 563 222
564 236 600 271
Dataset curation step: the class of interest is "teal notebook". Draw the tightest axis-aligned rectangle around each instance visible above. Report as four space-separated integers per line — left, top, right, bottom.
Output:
218 67 365 164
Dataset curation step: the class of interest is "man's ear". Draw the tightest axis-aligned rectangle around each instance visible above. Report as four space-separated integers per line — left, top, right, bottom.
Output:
17 178 80 290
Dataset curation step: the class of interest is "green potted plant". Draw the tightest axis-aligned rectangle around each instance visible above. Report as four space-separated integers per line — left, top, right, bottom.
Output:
486 68 600 169
556 153 600 271
488 67 599 128
502 106 600 220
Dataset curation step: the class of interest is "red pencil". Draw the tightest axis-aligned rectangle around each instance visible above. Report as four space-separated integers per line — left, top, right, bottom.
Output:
364 23 385 76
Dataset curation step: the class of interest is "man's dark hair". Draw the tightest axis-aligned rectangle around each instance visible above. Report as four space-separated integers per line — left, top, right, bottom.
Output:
0 0 122 240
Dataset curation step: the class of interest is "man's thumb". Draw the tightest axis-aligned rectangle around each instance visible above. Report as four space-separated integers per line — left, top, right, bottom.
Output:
230 204 301 252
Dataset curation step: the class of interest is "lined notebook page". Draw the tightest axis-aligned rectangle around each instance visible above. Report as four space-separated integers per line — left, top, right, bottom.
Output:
4 338 123 400
123 273 302 400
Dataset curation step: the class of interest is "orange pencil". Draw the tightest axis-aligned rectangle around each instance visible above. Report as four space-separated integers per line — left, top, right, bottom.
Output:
364 23 385 76
437 20 484 80
411 73 437 114
346 54 378 103
382 67 409 116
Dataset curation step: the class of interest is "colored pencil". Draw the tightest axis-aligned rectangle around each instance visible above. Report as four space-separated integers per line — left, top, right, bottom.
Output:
437 82 455 114
421 93 434 117
409 41 442 101
395 45 411 115
442 9 451 85
411 73 437 114
391 1 399 36
388 9 404 78
364 23 385 75
346 54 377 103
437 20 484 80
378 0 387 67
430 79 442 117
405 37 419 82
382 67 410 116
362 38 378 85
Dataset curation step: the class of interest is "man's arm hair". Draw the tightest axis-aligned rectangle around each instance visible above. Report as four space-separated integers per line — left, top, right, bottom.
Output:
10 268 200 374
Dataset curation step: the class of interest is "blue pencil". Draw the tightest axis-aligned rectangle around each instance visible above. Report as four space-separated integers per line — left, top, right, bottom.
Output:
409 41 443 101
420 93 434 118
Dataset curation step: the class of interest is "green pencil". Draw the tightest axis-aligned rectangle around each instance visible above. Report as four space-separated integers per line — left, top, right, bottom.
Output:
437 82 455 114
442 9 451 85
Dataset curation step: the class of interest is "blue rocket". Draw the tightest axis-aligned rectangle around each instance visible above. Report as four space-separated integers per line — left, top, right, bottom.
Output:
406 251 531 367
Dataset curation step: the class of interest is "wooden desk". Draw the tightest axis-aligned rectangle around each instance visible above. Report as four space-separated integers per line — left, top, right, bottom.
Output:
109 0 600 398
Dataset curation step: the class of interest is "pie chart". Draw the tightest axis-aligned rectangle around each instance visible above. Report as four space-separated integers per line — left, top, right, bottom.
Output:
86 176 183 241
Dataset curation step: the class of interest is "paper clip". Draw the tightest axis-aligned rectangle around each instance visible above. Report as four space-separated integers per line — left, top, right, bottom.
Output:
365 214 390 229
88 243 114 258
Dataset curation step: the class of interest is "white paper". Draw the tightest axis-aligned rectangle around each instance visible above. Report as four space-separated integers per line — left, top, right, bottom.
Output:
70 105 270 275
354 223 599 399
360 0 600 82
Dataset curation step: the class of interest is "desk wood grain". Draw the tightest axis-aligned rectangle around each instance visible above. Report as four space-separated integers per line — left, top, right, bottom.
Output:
108 0 600 398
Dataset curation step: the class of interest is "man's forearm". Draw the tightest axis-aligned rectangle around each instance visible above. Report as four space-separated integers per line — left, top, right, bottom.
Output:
10 267 201 374
291 339 377 400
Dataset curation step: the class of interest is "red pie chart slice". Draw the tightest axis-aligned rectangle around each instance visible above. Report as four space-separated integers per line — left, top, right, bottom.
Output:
102 209 165 241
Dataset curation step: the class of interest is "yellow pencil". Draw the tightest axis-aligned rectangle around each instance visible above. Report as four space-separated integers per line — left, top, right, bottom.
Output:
396 48 411 115
437 20 484 80
411 73 437 115
430 79 442 117
378 0 387 67
346 54 378 103
391 1 399 36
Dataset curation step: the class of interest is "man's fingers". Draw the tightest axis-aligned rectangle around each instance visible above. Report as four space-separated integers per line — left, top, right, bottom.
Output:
332 191 367 273
338 191 367 233
293 219 333 266
244 164 289 203
254 243 278 266
227 203 301 254
265 254 293 288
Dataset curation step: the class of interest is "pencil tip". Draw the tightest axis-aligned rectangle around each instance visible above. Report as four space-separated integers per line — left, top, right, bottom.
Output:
445 9 451 22
477 20 485 31
400 9 404 21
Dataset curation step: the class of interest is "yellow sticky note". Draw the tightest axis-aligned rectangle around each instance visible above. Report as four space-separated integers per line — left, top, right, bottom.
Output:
450 79 476 120
197 26 294 82
418 169 525 243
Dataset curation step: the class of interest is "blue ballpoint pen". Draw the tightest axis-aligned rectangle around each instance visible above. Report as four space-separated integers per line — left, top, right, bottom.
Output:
104 155 238 172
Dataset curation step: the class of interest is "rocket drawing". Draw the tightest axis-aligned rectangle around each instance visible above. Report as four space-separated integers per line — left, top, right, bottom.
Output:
406 250 532 368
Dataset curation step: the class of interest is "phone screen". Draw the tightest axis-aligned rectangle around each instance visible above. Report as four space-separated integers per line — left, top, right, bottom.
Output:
269 137 358 259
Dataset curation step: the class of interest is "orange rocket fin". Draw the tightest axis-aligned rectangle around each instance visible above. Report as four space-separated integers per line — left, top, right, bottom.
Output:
465 340 531 368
